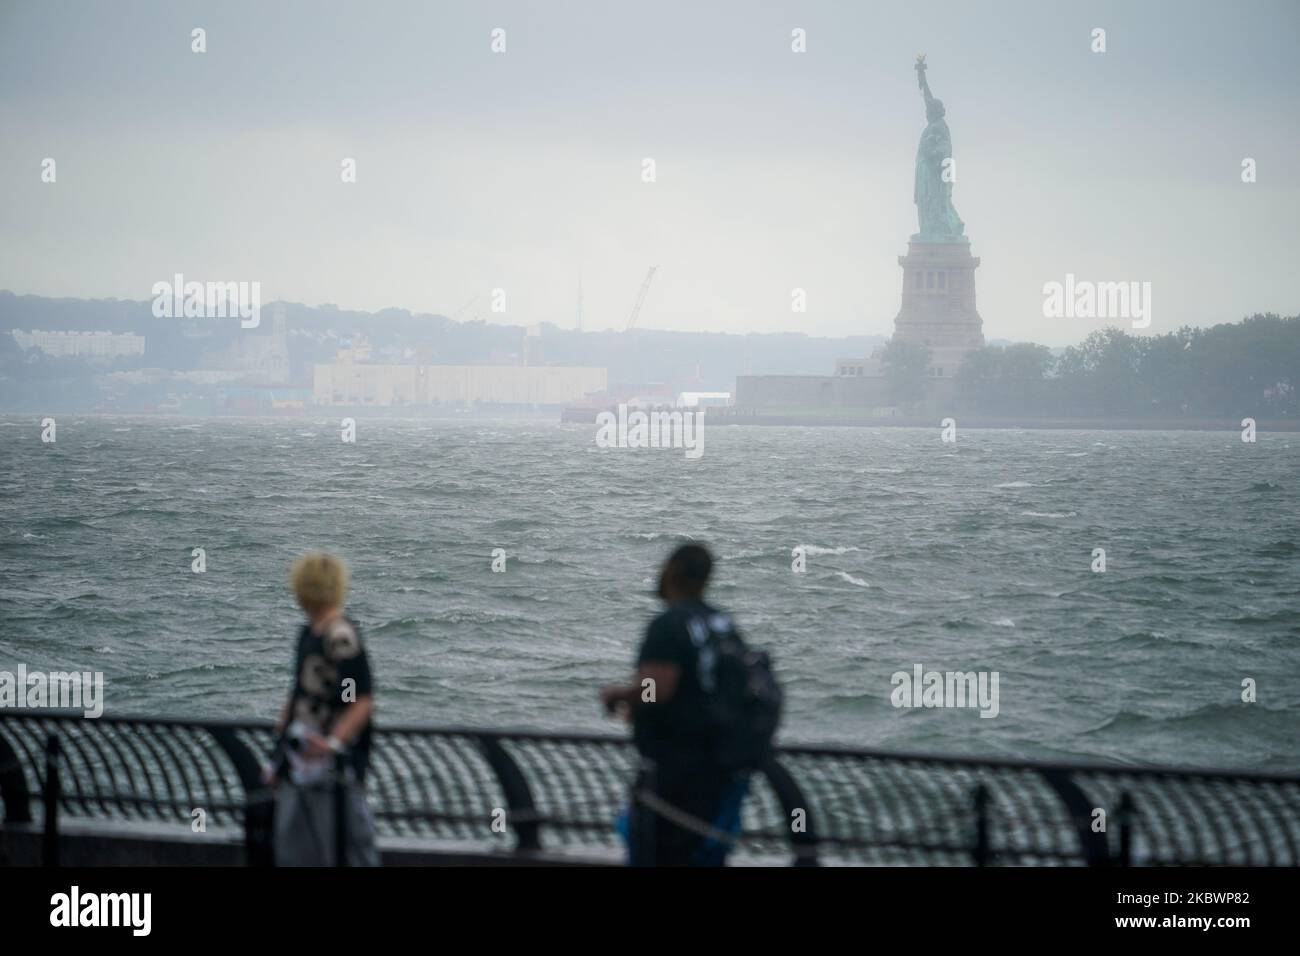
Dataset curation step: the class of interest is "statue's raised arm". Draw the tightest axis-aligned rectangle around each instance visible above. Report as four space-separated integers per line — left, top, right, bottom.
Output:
915 54 934 109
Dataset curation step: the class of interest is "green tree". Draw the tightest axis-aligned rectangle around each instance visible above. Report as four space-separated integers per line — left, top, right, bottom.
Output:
881 341 932 406
958 343 1052 415
1045 315 1299 419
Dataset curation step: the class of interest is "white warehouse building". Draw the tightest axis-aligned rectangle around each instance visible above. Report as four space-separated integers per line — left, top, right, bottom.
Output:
313 363 608 408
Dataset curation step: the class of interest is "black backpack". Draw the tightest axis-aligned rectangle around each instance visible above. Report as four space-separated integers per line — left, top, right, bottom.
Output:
692 614 783 772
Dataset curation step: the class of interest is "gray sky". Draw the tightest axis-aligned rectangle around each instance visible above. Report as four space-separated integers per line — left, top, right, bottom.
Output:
1 0 1297 345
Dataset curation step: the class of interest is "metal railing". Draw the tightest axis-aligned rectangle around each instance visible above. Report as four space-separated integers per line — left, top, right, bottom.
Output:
2 708 1298 866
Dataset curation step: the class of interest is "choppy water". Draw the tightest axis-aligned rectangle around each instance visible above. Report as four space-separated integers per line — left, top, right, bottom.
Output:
2 417 1297 771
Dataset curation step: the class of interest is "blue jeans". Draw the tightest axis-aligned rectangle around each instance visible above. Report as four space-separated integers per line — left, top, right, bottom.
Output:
618 773 750 866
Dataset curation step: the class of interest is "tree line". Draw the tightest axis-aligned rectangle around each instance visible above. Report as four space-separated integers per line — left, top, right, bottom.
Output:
883 314 1299 420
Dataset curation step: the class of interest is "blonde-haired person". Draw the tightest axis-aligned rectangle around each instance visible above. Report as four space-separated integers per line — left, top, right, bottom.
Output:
267 551 379 866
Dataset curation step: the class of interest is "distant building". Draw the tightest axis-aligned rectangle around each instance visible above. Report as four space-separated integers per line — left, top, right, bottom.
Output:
523 325 544 366
312 364 608 407
833 356 884 378
199 309 289 384
333 335 372 364
12 329 144 360
676 391 731 408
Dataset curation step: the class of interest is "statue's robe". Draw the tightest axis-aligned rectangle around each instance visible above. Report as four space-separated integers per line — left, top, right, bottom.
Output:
914 118 964 239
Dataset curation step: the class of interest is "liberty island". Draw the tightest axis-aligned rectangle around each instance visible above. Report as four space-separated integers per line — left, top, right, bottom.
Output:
736 56 984 411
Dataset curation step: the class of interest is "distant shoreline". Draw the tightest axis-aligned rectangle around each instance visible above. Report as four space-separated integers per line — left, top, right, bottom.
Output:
707 411 1300 433
5 408 1299 434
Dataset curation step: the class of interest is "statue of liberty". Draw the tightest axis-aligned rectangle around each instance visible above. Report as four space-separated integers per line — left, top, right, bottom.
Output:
912 55 966 242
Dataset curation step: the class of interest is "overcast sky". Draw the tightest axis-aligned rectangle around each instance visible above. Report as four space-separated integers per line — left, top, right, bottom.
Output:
1 0 1297 345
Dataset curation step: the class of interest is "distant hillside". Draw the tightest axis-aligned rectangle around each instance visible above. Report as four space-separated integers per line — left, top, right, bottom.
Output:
0 290 884 391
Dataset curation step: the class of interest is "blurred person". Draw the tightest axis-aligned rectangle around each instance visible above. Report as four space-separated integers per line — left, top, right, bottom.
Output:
266 551 379 866
601 544 782 866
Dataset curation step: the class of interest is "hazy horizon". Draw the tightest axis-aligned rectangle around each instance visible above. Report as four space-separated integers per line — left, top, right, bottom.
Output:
2 0 1298 346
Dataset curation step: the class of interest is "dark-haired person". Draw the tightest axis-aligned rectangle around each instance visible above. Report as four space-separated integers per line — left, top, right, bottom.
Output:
266 551 379 866
600 543 751 866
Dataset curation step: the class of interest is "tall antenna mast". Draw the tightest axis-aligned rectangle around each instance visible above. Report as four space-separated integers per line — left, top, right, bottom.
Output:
576 273 584 332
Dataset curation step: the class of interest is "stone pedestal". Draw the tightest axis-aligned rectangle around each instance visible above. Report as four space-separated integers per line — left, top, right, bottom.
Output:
893 240 984 376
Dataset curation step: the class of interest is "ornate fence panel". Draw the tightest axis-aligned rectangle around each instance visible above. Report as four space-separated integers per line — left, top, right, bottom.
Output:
2 709 1298 866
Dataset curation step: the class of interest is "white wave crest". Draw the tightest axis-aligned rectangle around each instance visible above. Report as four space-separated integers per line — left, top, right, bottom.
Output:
800 545 862 556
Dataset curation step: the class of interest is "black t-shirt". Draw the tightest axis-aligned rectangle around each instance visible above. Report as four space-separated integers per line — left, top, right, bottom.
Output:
285 616 373 780
632 599 734 790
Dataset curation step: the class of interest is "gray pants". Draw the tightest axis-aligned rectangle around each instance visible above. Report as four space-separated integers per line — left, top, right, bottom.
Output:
273 781 380 867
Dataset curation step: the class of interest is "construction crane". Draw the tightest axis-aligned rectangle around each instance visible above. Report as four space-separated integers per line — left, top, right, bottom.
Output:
449 294 480 321
625 266 657 331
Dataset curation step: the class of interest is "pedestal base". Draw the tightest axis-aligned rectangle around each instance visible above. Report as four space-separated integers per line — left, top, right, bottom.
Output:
893 240 985 375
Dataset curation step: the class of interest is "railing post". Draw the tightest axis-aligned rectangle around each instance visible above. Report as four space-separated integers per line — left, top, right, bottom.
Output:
0 731 32 824
972 783 989 866
205 726 276 866
1118 792 1134 867
43 734 60 867
474 736 541 852
1039 768 1112 866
